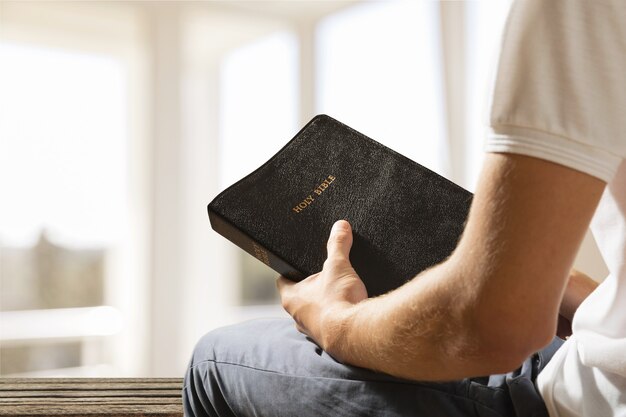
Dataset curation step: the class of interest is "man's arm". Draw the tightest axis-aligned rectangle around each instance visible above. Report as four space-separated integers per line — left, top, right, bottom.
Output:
278 152 605 381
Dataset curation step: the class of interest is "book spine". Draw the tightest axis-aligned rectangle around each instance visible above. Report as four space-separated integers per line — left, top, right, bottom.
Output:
207 208 306 282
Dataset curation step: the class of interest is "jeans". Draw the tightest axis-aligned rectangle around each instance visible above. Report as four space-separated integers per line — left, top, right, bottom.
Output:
183 318 564 417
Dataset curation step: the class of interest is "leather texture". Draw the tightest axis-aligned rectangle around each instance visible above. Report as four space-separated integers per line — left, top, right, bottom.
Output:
208 115 473 297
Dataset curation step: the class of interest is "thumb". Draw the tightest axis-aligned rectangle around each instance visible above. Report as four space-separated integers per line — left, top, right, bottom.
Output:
326 220 353 260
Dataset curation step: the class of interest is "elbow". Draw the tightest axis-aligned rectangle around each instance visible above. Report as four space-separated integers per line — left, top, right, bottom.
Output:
471 307 557 374
479 335 553 374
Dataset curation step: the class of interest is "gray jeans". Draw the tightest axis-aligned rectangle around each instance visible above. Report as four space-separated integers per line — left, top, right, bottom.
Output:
183 318 564 417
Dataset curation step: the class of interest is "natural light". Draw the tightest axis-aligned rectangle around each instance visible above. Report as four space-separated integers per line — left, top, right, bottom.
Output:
0 43 128 249
316 0 447 175
218 31 299 188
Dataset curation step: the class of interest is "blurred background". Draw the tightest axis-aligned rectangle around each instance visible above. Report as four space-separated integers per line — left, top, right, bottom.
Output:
0 0 608 378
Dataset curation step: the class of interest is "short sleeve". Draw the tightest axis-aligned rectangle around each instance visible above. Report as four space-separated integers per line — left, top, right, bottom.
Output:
486 0 626 182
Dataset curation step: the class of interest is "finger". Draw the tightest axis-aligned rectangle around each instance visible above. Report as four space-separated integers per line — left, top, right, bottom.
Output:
326 219 353 260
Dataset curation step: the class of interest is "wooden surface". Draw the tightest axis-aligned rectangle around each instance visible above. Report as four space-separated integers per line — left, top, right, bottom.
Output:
0 378 183 416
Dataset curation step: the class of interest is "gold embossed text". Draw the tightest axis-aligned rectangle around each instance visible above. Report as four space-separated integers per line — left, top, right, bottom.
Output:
292 175 336 214
252 242 270 266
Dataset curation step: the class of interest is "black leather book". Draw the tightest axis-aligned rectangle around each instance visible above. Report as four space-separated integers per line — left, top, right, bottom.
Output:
207 115 472 297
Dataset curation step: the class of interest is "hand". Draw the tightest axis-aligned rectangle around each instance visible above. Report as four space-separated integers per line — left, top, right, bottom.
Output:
276 220 368 351
557 269 599 338
556 314 572 340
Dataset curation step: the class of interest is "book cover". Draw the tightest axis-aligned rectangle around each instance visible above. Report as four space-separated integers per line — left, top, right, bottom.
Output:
208 115 472 297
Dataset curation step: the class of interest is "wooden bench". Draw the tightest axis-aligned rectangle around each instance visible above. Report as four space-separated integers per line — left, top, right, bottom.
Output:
0 378 183 416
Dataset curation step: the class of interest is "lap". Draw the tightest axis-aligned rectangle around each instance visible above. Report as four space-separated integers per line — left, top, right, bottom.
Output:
183 318 563 417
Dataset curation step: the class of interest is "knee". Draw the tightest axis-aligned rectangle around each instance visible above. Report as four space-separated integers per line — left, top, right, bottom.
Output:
183 329 228 417
189 318 291 368
183 320 283 417
188 328 221 368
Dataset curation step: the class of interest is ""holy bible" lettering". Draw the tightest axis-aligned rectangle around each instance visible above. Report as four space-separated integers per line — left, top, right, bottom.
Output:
292 175 336 214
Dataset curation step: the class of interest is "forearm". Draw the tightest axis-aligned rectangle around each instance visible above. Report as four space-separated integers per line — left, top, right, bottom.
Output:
326 266 600 380
324 260 519 381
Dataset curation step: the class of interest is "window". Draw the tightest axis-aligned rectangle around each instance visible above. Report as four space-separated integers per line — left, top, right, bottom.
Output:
0 2 146 375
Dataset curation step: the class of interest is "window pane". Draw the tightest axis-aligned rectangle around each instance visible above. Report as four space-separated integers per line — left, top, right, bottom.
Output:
316 0 447 175
0 43 127 249
219 31 298 188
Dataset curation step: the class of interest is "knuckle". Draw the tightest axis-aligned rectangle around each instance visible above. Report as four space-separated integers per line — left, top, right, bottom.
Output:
329 232 350 245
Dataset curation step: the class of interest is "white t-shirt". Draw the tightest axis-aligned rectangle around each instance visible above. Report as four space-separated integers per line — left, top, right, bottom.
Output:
485 1 626 416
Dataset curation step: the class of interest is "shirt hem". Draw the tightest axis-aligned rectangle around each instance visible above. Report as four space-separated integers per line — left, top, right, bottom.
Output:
485 126 621 183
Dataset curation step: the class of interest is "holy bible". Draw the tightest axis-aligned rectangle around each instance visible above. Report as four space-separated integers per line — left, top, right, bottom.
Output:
207 115 473 297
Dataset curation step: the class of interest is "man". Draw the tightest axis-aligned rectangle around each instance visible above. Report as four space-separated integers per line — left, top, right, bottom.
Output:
184 1 626 416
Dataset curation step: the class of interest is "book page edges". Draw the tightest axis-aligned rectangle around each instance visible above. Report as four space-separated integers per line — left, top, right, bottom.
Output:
207 206 306 282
